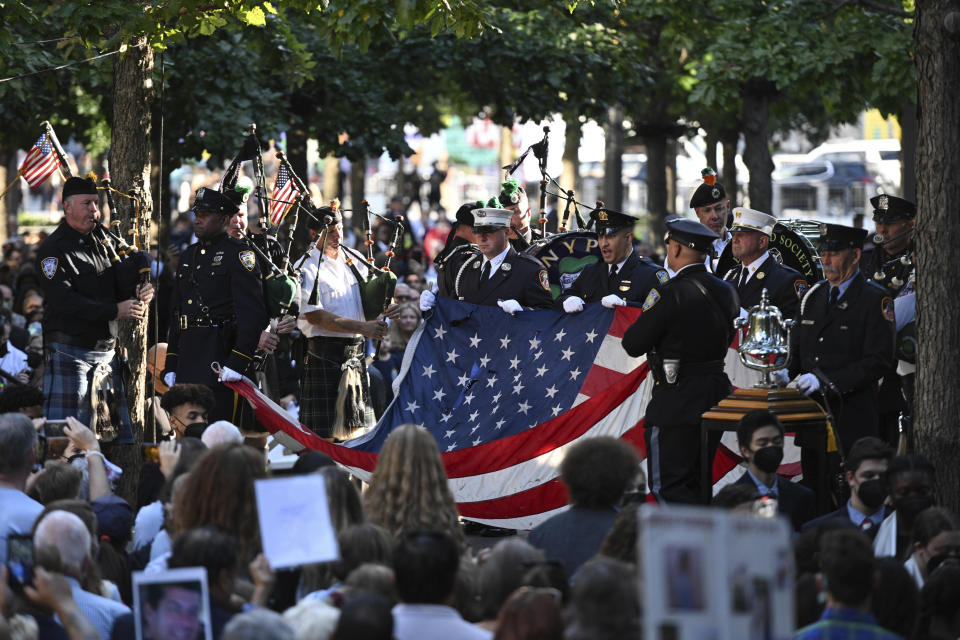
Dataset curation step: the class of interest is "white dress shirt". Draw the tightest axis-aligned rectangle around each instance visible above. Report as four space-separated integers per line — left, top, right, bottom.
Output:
479 245 511 280
297 248 367 338
738 251 770 285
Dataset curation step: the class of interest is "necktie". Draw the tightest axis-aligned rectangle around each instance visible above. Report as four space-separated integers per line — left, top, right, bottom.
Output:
481 261 491 283
860 519 875 535
830 287 840 305
608 264 618 285
739 267 749 289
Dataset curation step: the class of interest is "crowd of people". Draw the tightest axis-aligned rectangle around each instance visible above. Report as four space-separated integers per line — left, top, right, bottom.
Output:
0 160 952 639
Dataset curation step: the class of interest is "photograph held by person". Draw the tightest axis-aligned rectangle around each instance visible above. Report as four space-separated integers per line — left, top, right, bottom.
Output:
162 187 268 426
37 176 154 442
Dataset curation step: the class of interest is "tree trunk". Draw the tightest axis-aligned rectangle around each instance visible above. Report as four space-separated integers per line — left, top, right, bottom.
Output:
498 125 514 179
3 152 22 240
561 118 580 195
913 0 960 513
603 105 624 212
705 133 718 175
108 39 154 504
285 124 310 260
0 151 9 244
741 88 774 212
349 157 366 234
322 154 339 203
899 98 918 201
720 129 739 207
665 138 677 217
645 134 668 242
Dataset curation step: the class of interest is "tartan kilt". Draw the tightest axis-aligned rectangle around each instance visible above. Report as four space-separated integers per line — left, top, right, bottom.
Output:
43 342 133 443
299 337 371 438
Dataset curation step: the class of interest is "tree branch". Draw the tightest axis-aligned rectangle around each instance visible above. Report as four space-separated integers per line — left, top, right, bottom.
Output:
835 0 914 19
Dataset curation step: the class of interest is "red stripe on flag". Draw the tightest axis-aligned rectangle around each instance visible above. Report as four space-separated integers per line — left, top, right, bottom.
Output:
608 306 641 338
578 362 645 399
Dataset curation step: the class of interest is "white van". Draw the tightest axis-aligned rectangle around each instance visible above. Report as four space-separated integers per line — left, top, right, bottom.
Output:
805 139 901 194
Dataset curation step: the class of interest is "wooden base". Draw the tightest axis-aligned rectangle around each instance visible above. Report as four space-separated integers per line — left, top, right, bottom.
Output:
701 386 827 423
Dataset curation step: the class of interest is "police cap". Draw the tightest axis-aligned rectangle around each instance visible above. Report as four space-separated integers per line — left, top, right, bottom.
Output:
870 194 915 223
818 223 868 251
590 207 639 236
471 207 512 234
665 215 719 257
193 187 239 216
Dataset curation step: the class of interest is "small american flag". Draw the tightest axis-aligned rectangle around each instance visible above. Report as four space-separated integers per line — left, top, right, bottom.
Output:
19 133 60 188
269 164 299 225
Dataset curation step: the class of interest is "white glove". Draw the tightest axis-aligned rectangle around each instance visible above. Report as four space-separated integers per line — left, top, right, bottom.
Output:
497 299 523 315
771 369 790 385
791 373 820 395
419 289 436 312
218 366 242 383
601 294 626 309
163 372 176 387
562 296 585 313
739 307 750 321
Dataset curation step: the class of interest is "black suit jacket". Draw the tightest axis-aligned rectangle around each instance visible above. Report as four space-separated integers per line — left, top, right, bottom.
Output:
801 504 892 539
722 254 807 318
789 272 895 450
451 247 554 309
557 252 668 306
733 471 816 532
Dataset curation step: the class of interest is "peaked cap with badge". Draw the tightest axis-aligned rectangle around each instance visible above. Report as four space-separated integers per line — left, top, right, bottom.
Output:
817 223 868 252
590 207 639 236
870 194 915 223
471 207 513 234
729 207 777 237
665 216 720 257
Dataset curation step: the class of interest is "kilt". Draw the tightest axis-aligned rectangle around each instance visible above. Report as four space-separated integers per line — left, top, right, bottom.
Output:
43 342 133 443
300 336 371 438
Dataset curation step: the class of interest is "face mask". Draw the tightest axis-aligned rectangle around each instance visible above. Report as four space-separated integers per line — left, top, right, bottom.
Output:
753 446 784 474
856 478 887 510
896 494 934 522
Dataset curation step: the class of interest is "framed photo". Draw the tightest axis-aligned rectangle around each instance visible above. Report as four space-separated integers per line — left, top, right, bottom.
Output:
132 567 213 640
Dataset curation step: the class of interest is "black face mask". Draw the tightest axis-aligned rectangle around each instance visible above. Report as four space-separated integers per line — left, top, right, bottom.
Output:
896 494 934 522
753 446 784 474
857 478 888 510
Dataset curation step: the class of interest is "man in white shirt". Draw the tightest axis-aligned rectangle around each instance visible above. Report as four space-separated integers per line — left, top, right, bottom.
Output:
298 207 400 439
392 531 492 640
0 412 44 563
0 311 29 386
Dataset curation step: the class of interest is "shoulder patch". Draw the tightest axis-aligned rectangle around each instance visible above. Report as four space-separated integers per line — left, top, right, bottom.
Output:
538 269 550 291
881 296 895 323
41 257 58 279
239 250 256 272
642 288 661 311
793 279 809 300
656 270 669 284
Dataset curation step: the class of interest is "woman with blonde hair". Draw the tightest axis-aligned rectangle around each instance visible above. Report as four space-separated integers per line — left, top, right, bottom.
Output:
387 303 422 354
363 424 465 551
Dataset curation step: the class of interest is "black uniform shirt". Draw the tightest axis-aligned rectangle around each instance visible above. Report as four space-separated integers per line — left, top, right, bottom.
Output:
557 252 669 306
448 246 554 309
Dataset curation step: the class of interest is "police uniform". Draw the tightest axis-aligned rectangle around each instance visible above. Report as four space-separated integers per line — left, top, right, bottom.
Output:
861 194 916 447
164 188 268 424
444 207 553 309
621 217 739 504
557 207 668 307
721 208 807 318
789 224 895 459
36 176 146 442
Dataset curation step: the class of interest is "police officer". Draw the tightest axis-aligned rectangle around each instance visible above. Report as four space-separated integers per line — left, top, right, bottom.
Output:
422 207 553 313
622 217 739 504
789 223 895 482
433 202 481 300
162 187 268 425
722 207 807 318
862 194 916 448
558 207 668 312
37 176 154 442
687 168 732 272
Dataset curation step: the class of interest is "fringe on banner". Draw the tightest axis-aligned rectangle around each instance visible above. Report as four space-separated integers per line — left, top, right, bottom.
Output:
332 355 370 441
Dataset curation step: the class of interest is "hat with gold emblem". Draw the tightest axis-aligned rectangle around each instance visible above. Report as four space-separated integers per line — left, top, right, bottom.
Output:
589 207 640 236
729 207 777 237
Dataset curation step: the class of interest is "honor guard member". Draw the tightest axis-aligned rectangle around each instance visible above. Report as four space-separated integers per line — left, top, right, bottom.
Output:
297 207 401 440
863 194 916 447
432 202 482 301
622 217 739 504
496 178 542 252
788 224 895 486
37 176 154 442
422 207 553 314
162 187 268 425
687 168 731 273
558 207 668 312
722 207 807 318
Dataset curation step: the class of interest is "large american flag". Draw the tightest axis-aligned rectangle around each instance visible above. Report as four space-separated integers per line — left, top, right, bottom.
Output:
19 133 60 188
268 164 299 225
227 299 802 529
